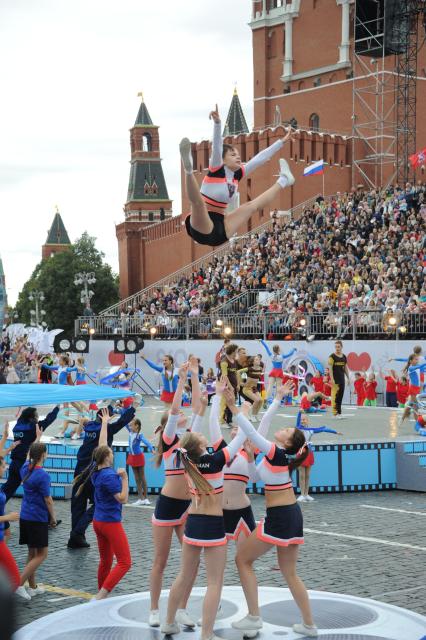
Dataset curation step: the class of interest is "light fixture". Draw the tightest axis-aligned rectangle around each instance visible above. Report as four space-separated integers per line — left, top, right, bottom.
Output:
150 327 157 335
113 337 144 353
216 319 224 327
58 338 72 351
299 318 307 327
398 326 407 334
388 315 397 327
223 326 232 336
74 337 90 353
89 327 96 336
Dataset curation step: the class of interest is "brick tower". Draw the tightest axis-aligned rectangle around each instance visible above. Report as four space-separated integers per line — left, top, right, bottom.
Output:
124 93 172 223
42 208 72 260
116 94 173 298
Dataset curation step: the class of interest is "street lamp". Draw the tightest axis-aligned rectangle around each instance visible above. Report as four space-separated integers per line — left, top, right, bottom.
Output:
74 272 96 307
29 290 46 327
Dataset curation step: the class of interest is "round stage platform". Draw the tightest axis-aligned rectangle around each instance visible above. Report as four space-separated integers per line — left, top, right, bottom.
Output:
15 586 426 639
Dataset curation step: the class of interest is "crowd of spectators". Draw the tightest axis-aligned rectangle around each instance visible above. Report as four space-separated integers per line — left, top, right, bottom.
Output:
106 182 426 338
0 335 50 384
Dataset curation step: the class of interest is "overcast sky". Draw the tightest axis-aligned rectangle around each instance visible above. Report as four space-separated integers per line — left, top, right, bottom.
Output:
0 0 253 306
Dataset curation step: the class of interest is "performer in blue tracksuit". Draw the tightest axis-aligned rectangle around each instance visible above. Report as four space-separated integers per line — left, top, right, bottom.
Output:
141 354 179 408
2 406 59 502
259 340 297 400
67 405 135 549
126 418 153 505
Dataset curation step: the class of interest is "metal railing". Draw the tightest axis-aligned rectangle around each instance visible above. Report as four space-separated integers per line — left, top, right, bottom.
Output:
75 311 426 340
101 194 321 317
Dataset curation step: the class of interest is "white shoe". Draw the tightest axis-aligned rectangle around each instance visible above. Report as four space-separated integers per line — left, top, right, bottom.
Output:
149 610 160 627
55 433 65 439
141 498 151 505
278 158 295 186
179 138 193 174
160 621 180 634
297 495 306 502
133 499 144 506
71 433 80 440
293 622 318 637
305 495 315 502
232 614 263 632
336 415 344 420
15 586 31 601
26 584 45 596
176 609 196 627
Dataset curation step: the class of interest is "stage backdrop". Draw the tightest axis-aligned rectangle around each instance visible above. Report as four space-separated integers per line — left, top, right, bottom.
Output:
83 339 419 405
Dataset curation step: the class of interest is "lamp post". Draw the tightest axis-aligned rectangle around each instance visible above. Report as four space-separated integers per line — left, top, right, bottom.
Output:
74 272 96 308
29 290 46 327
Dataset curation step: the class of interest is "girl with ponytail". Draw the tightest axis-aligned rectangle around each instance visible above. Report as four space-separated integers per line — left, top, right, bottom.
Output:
161 388 248 640
149 357 203 629
223 382 318 639
0 454 21 592
16 442 56 601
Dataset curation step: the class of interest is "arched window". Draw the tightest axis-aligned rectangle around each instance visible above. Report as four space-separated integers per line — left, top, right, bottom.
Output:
289 117 298 129
142 133 152 152
267 30 277 58
329 73 337 83
309 113 320 132
298 81 305 91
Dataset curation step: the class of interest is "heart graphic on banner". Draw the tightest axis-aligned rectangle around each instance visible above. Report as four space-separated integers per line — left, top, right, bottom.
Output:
108 351 124 366
346 352 371 371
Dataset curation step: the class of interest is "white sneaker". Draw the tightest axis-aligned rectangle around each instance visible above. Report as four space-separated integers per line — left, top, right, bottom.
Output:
26 584 45 596
179 138 193 174
305 495 315 502
149 610 160 627
278 158 295 186
15 586 31 601
293 622 318 637
176 609 196 627
133 499 144 506
160 621 180 634
232 614 263 632
56 433 65 439
71 433 80 440
141 498 151 505
297 495 306 502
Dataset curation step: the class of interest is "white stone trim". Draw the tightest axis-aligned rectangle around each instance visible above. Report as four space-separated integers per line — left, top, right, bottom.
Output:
281 61 351 83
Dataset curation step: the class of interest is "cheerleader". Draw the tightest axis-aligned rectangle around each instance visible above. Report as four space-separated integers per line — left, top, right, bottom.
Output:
0 432 21 591
141 354 179 408
300 391 330 414
259 340 297 400
125 418 153 506
224 385 318 638
16 442 57 601
75 357 87 385
295 413 340 503
240 355 264 421
41 356 84 437
205 368 216 405
149 359 202 629
73 411 131 600
161 396 247 640
400 356 426 423
180 105 294 248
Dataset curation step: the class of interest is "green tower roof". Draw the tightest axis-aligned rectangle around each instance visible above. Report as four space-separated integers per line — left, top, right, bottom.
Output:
223 88 249 137
45 211 71 245
134 94 153 126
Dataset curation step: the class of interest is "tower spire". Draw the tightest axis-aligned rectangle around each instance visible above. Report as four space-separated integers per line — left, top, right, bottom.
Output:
223 87 249 137
135 91 153 126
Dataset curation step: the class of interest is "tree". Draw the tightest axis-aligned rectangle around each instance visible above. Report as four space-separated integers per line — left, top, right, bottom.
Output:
15 233 118 334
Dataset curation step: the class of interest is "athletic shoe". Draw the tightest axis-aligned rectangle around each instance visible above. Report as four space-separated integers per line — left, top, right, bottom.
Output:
141 498 151 505
71 433 80 440
305 495 315 502
336 415 344 420
179 138 193 174
67 534 90 549
278 158 295 186
15 586 31 601
293 622 318 637
133 499 144 506
232 614 263 632
297 495 306 502
55 433 65 439
160 621 180 634
149 610 160 627
26 585 45 596
176 609 196 627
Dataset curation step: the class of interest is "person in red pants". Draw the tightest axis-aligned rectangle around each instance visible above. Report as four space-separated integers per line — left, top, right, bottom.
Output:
353 372 366 407
73 410 131 599
0 455 20 591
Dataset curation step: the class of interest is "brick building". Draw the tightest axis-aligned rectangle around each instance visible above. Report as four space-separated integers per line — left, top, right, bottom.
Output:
116 0 426 300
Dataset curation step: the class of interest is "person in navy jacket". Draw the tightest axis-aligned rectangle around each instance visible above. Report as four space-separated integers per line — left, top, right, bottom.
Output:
67 404 135 549
2 406 59 502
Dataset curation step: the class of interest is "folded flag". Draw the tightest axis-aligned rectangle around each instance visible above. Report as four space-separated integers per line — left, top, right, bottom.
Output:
409 147 426 168
303 159 324 177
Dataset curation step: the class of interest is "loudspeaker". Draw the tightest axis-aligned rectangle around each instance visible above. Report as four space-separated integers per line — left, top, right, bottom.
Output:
53 333 73 353
113 336 144 354
355 0 407 57
73 337 90 353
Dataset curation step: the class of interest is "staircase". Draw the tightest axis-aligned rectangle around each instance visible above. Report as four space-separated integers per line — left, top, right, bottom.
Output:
101 194 321 317
396 440 426 491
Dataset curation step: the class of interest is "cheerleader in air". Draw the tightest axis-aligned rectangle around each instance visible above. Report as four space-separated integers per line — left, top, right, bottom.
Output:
180 105 294 247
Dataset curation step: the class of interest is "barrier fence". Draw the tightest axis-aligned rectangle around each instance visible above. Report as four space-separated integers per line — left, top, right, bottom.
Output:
75 311 426 340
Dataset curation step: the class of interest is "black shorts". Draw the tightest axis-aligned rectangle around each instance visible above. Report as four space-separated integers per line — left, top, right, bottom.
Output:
19 519 49 548
183 514 227 547
185 211 228 246
151 494 191 527
223 505 256 540
257 503 304 547
240 387 258 404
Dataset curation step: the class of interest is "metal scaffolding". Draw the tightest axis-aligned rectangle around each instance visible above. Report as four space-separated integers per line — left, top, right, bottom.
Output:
352 3 396 189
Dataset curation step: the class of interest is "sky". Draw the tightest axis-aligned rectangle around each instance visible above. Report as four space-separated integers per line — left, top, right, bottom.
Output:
0 0 254 306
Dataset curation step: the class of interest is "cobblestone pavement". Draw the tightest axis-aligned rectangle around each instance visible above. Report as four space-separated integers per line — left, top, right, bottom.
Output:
7 489 426 631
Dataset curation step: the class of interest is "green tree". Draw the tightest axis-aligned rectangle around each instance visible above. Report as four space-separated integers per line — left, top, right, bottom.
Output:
15 233 118 334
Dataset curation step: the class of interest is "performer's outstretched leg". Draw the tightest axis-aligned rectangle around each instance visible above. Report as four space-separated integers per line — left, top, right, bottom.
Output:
180 138 213 235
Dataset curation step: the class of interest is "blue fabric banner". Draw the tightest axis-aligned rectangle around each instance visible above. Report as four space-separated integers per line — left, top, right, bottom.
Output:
0 384 135 408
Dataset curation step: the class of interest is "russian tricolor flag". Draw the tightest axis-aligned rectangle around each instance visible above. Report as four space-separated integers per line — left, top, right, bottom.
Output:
303 159 325 177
